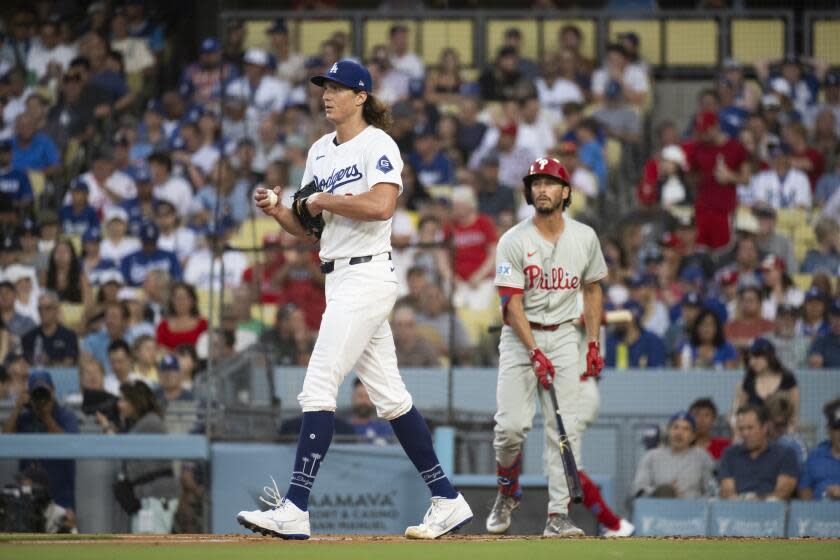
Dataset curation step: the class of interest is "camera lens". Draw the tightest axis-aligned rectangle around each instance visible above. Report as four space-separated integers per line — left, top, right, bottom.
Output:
30 386 51 407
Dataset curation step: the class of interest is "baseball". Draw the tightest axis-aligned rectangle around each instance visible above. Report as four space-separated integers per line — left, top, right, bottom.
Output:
266 190 279 207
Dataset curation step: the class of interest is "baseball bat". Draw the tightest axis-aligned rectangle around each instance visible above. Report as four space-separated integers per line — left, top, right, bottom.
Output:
544 383 583 503
486 309 634 334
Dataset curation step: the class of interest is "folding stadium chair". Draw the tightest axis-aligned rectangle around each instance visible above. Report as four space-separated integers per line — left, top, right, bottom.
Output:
731 19 785 66
813 19 840 66
421 19 474 68
664 20 719 67
295 19 352 58
364 19 419 60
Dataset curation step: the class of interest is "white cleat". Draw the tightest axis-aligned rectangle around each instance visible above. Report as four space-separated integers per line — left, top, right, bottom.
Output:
405 493 473 539
485 493 520 534
602 518 635 537
236 477 310 539
236 499 310 540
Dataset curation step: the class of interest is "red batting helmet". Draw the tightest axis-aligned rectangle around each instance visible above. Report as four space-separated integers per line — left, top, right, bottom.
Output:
523 157 572 208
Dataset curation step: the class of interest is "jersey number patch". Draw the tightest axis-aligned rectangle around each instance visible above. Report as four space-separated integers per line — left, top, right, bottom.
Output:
376 155 393 173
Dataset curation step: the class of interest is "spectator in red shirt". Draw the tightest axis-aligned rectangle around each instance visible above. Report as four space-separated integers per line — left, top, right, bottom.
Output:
686 111 750 250
242 232 325 330
725 285 775 352
156 282 208 351
784 122 826 191
444 186 498 310
690 398 731 461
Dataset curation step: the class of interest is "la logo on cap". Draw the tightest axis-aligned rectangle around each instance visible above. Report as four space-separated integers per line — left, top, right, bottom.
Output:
329 63 339 74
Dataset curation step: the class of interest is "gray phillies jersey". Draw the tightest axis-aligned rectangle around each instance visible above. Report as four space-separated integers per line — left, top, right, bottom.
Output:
494 217 607 325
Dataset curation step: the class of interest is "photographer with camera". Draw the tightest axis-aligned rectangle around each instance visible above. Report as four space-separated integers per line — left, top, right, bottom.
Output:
2 370 80 517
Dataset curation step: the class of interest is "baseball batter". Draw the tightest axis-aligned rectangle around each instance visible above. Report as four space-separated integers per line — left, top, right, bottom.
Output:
487 157 606 537
236 60 472 540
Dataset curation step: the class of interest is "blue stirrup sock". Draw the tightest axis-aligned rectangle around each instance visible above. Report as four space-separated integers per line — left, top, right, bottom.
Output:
390 406 458 499
285 411 335 511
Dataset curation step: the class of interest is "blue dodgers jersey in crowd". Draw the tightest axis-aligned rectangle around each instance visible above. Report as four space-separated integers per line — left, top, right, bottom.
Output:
799 441 840 498
0 167 33 203
120 248 182 286
59 204 100 235
408 151 455 187
605 330 668 368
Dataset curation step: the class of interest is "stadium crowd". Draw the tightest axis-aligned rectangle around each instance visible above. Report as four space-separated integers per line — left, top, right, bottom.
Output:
0 1 839 534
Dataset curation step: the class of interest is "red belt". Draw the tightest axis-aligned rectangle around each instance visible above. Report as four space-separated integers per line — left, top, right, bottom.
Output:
529 321 561 331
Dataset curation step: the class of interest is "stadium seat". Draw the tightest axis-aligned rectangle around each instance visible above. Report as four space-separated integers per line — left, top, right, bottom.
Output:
731 19 785 66
813 20 840 66
230 217 278 253
664 20 718 66
243 20 272 50
297 19 353 57
708 500 786 537
608 19 661 65
793 273 813 293
787 500 840 537
605 139 622 169
421 19 474 67
251 302 279 326
632 498 709 536
28 171 46 207
542 19 597 61
456 305 500 346
486 19 538 62
60 303 85 333
364 19 419 60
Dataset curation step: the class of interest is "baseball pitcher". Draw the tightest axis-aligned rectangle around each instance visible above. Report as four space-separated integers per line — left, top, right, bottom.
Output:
488 157 606 537
237 60 472 540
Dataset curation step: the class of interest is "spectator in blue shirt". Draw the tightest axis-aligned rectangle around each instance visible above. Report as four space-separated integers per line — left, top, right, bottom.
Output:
408 123 455 188
122 168 160 237
349 378 393 443
575 118 608 192
120 222 181 287
21 291 79 367
59 178 99 236
192 159 252 226
11 113 60 177
799 399 840 501
677 308 740 369
808 298 840 368
0 137 34 210
605 300 667 368
800 218 840 275
1 371 80 511
82 301 131 370
153 355 194 408
719 404 799 500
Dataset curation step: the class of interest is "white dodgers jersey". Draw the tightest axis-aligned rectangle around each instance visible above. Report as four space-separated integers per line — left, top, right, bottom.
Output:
301 126 403 261
494 217 607 324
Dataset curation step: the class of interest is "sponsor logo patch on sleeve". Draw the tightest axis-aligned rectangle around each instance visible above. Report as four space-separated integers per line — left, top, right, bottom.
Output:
497 262 512 276
376 155 393 173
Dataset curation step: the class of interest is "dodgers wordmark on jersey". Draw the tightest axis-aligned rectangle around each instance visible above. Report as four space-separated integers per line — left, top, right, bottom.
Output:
301 126 404 261
494 217 607 325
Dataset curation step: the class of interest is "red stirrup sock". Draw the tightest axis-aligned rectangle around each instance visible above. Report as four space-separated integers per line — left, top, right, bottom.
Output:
580 470 621 530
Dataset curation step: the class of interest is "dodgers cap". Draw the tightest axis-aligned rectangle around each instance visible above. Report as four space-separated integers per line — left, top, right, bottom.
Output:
311 60 373 93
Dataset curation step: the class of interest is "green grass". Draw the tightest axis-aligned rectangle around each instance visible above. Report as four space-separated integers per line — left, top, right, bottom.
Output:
0 539 839 560
0 533 117 542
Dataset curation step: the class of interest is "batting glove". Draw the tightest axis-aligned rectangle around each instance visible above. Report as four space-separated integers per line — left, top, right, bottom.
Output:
584 340 604 379
529 348 556 389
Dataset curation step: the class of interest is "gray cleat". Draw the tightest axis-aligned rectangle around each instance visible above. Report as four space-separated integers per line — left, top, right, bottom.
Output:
543 514 584 537
485 493 520 534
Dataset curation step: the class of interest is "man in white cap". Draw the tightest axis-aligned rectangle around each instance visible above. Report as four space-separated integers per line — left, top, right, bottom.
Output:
225 48 291 125
100 206 140 264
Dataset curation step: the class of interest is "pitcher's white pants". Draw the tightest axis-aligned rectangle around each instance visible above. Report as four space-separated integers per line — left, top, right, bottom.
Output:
297 257 413 420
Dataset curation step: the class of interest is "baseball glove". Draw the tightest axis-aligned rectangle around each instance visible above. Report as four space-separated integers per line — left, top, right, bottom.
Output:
292 180 325 239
